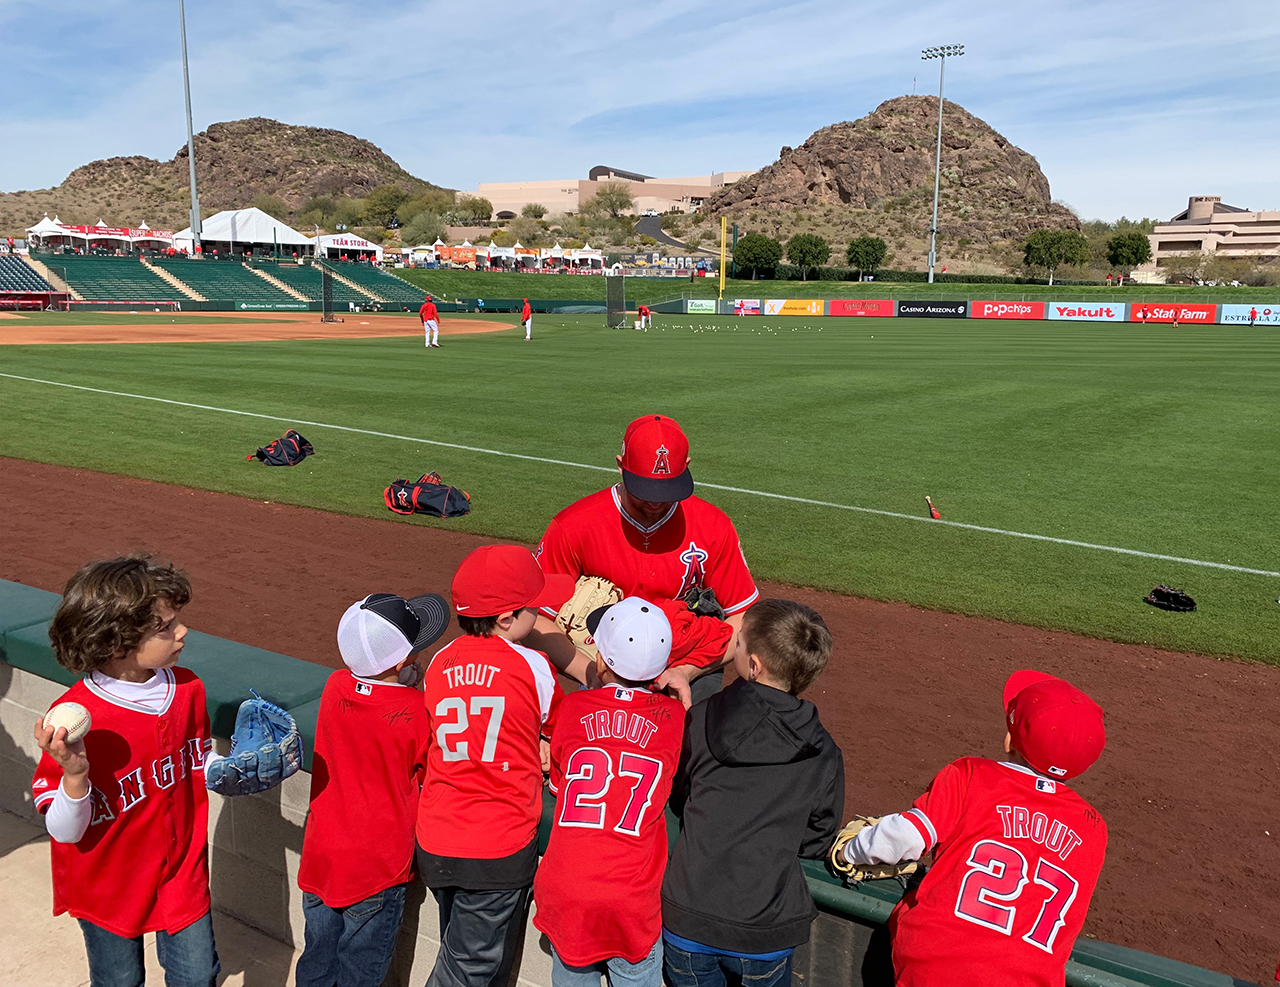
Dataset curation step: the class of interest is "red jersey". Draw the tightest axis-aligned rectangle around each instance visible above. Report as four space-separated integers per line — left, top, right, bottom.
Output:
536 486 757 619
533 685 684 965
416 635 562 858
419 300 438 322
298 672 429 907
891 758 1107 987
522 301 532 319
31 668 212 938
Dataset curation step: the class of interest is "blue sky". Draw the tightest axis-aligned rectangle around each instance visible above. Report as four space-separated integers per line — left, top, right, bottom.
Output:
2 0 1277 221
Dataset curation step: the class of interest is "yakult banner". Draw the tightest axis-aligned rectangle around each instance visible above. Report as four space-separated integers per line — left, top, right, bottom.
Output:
1047 302 1126 322
971 300 1046 320
829 299 895 317
687 299 716 314
897 300 968 318
1219 304 1280 325
733 299 760 316
764 299 824 316
1128 303 1216 324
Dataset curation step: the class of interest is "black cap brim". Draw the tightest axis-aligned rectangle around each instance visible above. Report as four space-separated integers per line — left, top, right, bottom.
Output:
585 605 611 637
620 467 694 503
406 593 450 653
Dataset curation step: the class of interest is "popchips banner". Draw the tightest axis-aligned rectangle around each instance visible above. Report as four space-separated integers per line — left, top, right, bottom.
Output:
1047 303 1126 322
764 299 824 316
829 299 894 317
687 299 716 313
971 300 1046 320
897 300 968 318
1219 304 1280 325
733 299 760 316
1128 303 1216 324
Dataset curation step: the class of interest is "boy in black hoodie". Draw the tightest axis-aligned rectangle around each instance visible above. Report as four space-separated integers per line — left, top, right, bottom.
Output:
661 599 844 987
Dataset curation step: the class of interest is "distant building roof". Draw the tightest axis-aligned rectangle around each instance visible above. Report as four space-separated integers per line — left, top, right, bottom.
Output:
588 165 653 183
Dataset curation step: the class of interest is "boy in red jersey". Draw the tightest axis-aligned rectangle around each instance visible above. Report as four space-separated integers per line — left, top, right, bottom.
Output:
840 670 1108 987
31 557 219 987
295 591 450 987
534 597 685 987
417 545 574 987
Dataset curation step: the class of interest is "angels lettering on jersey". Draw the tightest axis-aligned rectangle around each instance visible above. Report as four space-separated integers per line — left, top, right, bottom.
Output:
86 737 210 825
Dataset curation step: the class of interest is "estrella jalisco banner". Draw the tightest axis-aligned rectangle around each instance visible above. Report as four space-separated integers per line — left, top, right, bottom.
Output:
1219 304 1279 325
763 299 824 316
1128 303 1215 324
971 300 1046 320
1047 302 1126 322
829 299 895 317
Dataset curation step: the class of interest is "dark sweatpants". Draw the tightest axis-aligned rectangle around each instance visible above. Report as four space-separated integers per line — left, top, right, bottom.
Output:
425 886 530 987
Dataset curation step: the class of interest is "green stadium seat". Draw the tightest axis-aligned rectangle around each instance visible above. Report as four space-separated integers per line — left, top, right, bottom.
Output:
0 256 53 291
46 255 187 301
0 579 62 638
335 263 427 304
152 258 295 304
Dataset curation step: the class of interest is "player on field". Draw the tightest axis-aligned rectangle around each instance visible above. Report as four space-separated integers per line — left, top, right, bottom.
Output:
416 545 574 987
839 670 1108 987
638 304 652 329
420 294 441 348
528 414 757 706
534 597 685 987
522 298 533 341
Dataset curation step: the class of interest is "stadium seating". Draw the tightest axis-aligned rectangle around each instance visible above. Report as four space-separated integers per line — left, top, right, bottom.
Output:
151 258 295 304
0 256 53 291
43 254 187 301
262 263 367 304
334 262 427 303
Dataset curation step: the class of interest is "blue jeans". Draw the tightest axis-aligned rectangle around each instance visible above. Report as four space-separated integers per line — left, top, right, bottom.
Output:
78 911 219 987
550 938 663 987
662 940 791 987
296 885 407 987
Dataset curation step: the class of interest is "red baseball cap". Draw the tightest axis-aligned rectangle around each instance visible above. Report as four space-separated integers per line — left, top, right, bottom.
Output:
620 414 694 502
1003 670 1106 780
451 545 575 617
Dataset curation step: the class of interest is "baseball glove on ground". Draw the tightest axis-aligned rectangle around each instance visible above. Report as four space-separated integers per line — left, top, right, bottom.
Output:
554 576 624 659
205 691 302 797
1144 585 1196 612
828 816 921 885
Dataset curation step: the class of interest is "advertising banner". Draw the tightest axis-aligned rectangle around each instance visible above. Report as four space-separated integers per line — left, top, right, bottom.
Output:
733 299 760 316
1047 302 1126 322
687 299 716 314
897 300 968 318
1128 303 1215 324
971 300 1046 320
238 302 310 311
1219 303 1280 325
829 299 895 317
764 299 824 316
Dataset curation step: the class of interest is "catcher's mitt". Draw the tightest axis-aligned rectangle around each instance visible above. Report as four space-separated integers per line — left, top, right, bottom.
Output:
1144 585 1195 612
684 586 726 620
205 691 302 797
555 576 624 659
828 815 920 885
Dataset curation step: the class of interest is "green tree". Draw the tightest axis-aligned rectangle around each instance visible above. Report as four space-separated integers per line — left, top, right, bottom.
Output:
846 236 888 277
456 195 493 222
684 231 704 252
251 193 290 220
1105 230 1152 269
301 195 336 218
585 181 634 218
734 232 783 279
1022 229 1090 285
785 233 830 281
401 211 445 246
332 199 363 231
521 203 548 219
507 216 544 246
397 190 456 225
361 185 410 228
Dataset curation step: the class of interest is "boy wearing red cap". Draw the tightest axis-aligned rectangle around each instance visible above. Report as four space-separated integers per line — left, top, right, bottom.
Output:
417 545 574 987
839 670 1108 987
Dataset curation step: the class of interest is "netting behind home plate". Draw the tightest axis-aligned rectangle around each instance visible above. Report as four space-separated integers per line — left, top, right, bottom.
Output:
606 274 627 328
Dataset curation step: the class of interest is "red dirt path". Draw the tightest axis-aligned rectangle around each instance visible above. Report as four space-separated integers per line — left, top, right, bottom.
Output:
1 456 1276 982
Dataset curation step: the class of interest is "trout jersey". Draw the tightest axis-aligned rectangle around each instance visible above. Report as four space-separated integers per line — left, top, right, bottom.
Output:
890 757 1107 987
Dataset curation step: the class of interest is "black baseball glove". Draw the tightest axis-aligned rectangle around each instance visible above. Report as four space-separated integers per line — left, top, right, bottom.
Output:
1144 585 1196 612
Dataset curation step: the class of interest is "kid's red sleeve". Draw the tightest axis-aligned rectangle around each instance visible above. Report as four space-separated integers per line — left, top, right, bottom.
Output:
906 760 971 852
31 750 64 814
655 600 734 669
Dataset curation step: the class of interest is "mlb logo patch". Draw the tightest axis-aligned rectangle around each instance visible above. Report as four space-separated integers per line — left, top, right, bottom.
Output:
355 681 373 696
1035 778 1057 794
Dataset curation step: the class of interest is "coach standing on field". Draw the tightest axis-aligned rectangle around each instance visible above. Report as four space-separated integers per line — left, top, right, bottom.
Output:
526 414 757 704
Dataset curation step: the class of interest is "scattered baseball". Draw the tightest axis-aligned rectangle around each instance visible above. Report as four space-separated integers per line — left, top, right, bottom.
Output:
44 702 92 743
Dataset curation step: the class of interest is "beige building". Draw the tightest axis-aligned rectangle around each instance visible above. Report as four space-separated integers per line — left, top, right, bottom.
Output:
476 165 756 219
1149 196 1280 265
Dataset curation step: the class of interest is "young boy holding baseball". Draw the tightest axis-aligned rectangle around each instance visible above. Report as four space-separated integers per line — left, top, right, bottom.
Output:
32 556 220 987
416 545 574 987
534 597 686 987
661 599 845 987
295 591 450 987
837 669 1108 987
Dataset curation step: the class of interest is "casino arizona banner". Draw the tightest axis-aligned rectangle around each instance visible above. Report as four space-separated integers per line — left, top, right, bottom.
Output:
898 300 968 319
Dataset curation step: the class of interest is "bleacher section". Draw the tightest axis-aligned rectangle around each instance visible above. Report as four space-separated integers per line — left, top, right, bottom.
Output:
46 255 187 301
151 258 295 304
0 256 52 291
334 263 427 303
263 263 366 304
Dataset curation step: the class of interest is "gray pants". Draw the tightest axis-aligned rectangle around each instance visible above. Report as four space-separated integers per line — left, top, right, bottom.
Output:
426 886 531 987
689 668 725 705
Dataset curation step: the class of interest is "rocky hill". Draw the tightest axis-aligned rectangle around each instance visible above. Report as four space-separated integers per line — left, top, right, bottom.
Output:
697 96 1078 271
0 118 441 235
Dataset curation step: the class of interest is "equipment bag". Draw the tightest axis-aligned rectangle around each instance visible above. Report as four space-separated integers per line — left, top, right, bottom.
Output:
248 429 313 466
384 471 472 518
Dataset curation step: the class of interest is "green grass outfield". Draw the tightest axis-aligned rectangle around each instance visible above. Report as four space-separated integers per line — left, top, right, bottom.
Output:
2 312 1278 662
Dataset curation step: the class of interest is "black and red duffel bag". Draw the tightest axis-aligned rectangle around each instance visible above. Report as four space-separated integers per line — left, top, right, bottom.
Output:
248 429 314 466
384 471 471 518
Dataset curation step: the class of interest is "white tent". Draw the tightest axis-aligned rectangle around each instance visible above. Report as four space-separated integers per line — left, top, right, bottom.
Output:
173 207 312 253
314 232 384 261
25 214 64 238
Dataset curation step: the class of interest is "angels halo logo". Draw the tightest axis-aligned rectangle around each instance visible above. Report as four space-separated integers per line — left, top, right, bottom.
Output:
653 444 671 475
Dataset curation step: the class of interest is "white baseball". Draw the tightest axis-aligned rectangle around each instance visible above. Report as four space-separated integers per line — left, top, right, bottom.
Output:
44 702 92 743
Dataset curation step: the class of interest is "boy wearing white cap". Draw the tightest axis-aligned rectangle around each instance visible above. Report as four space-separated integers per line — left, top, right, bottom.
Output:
295 592 450 987
533 597 686 987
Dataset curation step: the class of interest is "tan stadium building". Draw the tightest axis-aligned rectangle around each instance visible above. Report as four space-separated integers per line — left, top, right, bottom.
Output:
475 165 756 219
1149 196 1280 265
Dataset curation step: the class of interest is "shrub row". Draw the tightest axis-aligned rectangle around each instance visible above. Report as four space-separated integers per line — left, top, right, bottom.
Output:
740 265 1104 286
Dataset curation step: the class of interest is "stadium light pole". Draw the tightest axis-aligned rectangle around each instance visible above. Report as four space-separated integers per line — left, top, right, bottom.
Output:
179 0 202 252
921 44 963 284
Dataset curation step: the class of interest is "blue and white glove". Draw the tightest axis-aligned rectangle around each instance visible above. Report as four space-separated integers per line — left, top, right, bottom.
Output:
205 691 302 797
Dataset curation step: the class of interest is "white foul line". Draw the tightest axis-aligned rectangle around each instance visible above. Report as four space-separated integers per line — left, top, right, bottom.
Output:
3 371 1276 579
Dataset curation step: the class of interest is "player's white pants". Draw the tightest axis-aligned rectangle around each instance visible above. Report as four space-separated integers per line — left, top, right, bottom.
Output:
424 320 439 346
523 317 532 339
642 315 652 329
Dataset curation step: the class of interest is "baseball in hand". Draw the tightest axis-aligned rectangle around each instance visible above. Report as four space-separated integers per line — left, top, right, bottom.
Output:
44 702 92 743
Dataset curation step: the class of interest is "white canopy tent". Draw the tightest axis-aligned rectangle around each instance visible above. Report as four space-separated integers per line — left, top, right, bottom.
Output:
173 208 313 255
313 232 383 261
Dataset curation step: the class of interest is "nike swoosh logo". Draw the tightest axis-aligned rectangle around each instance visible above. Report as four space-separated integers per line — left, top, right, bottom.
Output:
456 605 470 611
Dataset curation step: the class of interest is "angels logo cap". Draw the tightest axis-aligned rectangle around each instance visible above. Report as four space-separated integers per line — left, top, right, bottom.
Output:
619 414 694 502
1003 670 1106 781
451 544 576 617
585 597 671 682
337 592 450 677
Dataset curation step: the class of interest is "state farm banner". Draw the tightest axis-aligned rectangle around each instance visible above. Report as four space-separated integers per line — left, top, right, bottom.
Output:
1047 302 1126 322
733 299 760 315
687 299 716 313
1128 303 1215 324
897 300 968 318
764 299 824 316
1219 303 1280 325
829 299 894 317
971 300 1046 320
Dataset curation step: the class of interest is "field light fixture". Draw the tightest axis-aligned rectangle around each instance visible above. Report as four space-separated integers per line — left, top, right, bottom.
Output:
921 44 964 283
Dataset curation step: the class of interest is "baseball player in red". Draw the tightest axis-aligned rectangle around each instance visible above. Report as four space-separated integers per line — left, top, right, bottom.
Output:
416 545 574 987
31 557 220 987
638 304 652 329
420 294 441 347
840 670 1108 987
522 297 533 340
529 414 757 705
534 597 685 987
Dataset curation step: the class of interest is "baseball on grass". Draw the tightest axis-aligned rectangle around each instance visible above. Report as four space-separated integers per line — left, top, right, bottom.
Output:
44 702 92 743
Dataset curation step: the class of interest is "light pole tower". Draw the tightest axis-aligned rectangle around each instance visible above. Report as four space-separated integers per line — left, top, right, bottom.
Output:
179 0 202 251
921 44 963 284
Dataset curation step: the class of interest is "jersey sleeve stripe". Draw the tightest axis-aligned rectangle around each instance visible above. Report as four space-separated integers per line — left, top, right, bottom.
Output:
905 807 937 848
722 587 760 615
504 639 558 722
34 790 57 808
